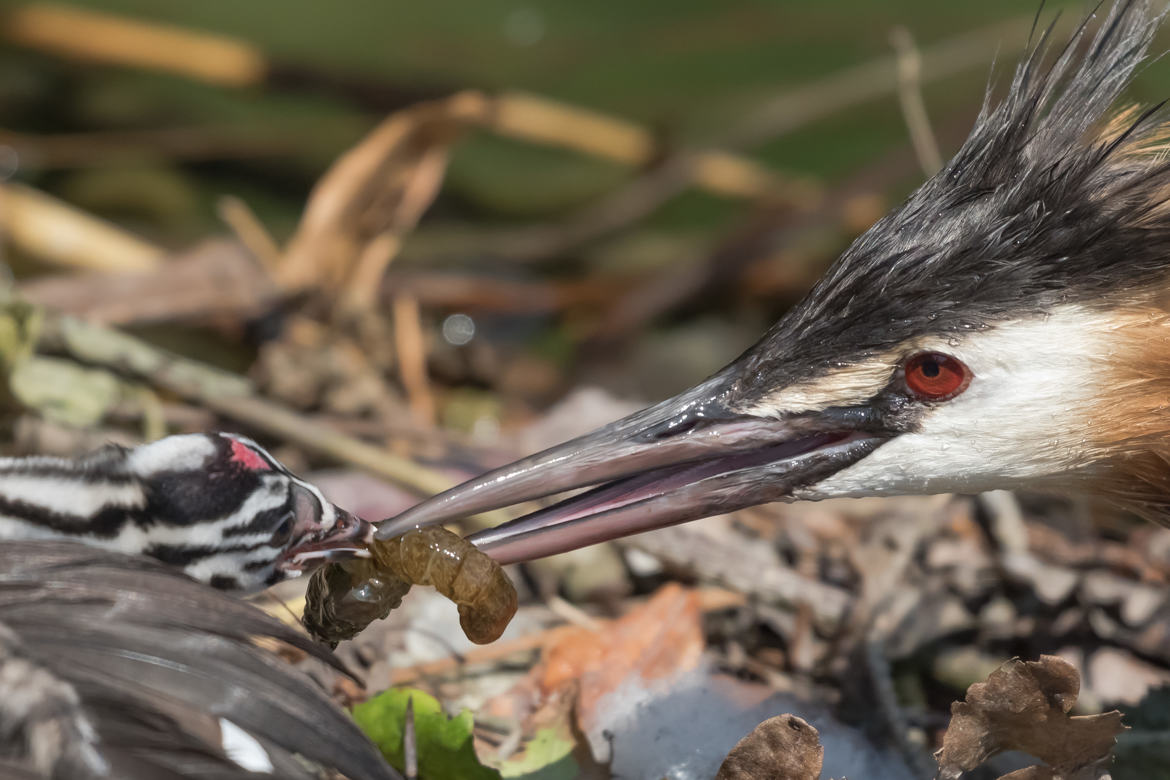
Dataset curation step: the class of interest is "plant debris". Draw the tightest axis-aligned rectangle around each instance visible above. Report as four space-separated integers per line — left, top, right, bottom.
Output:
716 715 824 780
936 656 1126 780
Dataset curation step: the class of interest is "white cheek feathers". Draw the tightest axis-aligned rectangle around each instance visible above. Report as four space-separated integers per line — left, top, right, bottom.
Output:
798 304 1120 500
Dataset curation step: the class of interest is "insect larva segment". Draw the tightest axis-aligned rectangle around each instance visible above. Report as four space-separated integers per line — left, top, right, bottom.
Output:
303 526 518 647
302 558 412 648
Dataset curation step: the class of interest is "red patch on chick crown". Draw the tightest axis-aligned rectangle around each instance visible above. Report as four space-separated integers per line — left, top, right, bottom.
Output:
229 438 271 471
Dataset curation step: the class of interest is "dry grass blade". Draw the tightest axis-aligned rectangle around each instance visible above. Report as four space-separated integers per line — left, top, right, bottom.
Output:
277 93 474 300
722 16 1032 150
391 296 435 423
3 4 266 88
0 126 303 169
0 183 162 273
484 91 784 200
890 26 943 176
217 196 284 277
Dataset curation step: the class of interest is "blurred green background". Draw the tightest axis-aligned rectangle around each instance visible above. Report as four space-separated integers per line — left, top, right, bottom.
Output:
3 0 1165 404
2 1 1109 236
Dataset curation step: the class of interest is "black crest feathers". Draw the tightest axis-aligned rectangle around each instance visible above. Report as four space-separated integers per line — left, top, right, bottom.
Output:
733 0 1170 400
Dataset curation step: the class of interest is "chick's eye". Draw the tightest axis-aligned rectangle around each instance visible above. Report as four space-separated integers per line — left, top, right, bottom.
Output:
903 352 971 400
271 514 295 546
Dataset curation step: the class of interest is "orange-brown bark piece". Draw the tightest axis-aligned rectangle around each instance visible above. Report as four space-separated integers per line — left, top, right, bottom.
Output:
537 583 704 732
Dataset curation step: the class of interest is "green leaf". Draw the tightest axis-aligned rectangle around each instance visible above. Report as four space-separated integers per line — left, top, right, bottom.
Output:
0 299 42 372
498 726 580 780
352 687 501 780
10 356 121 427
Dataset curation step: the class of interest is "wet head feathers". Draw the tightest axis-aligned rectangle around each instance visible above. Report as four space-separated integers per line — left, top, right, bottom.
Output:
731 0 1170 412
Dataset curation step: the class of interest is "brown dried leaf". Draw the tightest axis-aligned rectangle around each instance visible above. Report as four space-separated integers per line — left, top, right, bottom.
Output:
935 655 1125 780
529 583 704 736
715 714 823 780
279 92 490 305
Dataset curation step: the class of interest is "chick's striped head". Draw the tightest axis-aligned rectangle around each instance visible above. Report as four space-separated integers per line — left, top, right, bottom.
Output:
129 433 371 591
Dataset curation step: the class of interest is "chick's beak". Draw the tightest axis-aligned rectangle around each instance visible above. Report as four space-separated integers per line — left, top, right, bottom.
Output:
379 375 888 564
280 509 375 571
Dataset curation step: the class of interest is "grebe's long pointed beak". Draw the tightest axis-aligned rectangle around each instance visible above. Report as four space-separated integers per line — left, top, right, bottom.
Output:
377 372 888 564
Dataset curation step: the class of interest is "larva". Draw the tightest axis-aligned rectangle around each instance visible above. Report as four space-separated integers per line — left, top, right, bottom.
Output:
303 526 518 646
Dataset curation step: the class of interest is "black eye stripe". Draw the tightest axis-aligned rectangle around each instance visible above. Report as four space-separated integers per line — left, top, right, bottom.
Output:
145 540 275 567
0 497 146 538
222 498 294 537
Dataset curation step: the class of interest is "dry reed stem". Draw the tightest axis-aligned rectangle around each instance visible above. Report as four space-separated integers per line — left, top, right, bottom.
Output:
4 4 266 87
0 183 162 273
392 296 436 425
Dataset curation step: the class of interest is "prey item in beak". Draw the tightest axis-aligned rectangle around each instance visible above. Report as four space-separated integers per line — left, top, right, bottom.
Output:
280 510 374 572
379 375 887 565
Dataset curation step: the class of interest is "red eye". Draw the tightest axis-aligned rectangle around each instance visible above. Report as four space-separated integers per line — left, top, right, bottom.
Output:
903 352 971 400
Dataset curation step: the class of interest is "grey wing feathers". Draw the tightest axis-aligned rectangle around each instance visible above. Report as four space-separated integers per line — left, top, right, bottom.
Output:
0 541 402 780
